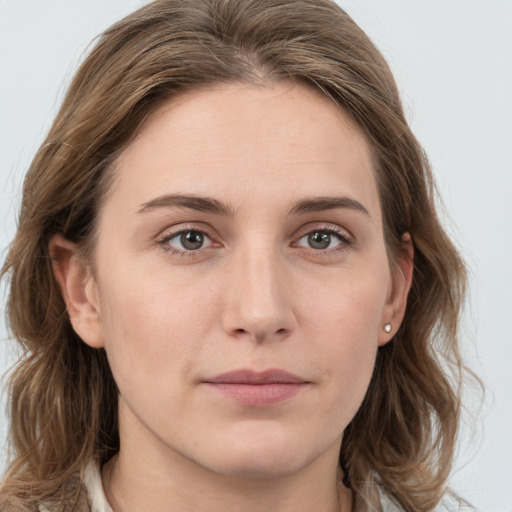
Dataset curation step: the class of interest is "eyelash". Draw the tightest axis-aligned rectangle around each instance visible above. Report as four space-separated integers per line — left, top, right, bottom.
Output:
294 225 354 255
156 226 216 257
156 224 354 258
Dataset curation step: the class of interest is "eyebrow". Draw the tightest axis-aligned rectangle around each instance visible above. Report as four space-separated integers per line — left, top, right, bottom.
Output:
138 193 370 218
289 196 370 217
138 194 236 216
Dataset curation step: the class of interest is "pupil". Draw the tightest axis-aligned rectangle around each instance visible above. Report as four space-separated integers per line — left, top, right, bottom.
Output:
181 231 204 250
308 232 330 249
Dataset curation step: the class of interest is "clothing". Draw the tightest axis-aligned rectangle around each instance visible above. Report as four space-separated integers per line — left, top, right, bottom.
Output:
38 460 474 512
37 462 112 512
380 491 474 512
81 461 113 512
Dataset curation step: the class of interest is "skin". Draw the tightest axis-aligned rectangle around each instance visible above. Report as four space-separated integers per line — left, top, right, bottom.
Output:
51 81 413 512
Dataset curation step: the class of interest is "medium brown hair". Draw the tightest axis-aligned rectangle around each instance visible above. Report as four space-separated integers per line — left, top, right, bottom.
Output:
1 1 467 510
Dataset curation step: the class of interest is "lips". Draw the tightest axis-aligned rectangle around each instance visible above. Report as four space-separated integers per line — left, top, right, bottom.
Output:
203 369 309 406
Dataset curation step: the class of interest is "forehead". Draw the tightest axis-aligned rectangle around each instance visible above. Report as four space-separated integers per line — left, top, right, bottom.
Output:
106 81 380 219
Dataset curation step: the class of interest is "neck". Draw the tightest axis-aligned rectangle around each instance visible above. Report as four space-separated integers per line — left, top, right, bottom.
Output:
102 400 352 512
102 440 352 512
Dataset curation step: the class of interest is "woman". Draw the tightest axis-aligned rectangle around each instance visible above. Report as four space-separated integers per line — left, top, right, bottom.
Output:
0 0 471 510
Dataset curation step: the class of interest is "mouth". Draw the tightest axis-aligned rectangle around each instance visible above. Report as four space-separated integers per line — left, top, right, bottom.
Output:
202 369 310 406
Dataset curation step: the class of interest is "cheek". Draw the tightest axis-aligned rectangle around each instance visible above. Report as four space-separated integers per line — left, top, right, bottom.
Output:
303 263 388 343
94 267 221 435
95 263 217 388
301 265 388 405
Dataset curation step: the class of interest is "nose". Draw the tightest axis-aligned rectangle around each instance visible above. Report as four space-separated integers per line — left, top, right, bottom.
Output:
221 246 296 343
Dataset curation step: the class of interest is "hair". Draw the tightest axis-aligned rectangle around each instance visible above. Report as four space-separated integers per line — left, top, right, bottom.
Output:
1 1 468 510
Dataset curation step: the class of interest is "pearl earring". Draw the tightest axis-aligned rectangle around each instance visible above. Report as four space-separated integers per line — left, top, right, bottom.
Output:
384 323 392 333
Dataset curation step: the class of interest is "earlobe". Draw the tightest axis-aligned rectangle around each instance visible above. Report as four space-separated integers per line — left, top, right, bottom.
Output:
378 232 414 346
49 234 104 348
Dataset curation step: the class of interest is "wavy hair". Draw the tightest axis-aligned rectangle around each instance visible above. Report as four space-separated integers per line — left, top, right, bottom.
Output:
1 1 467 510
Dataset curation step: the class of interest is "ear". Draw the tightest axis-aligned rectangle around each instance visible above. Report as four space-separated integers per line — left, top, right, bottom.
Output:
378 232 414 346
49 234 104 348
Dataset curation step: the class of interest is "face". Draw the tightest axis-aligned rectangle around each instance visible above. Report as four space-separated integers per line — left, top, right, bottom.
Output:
56 82 410 480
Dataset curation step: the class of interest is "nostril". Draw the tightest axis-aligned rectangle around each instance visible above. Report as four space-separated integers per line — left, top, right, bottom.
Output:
229 326 289 342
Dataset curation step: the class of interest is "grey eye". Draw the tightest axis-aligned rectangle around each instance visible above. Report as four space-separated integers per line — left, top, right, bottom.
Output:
297 230 345 250
159 228 215 254
307 231 332 250
179 231 205 250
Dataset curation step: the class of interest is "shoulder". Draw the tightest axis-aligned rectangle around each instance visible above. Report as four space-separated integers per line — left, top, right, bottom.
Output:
81 460 112 512
37 461 111 512
435 492 478 512
36 470 90 512
379 489 478 512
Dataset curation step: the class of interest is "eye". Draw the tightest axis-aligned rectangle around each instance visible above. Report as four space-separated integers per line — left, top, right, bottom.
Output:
160 229 213 252
296 229 350 250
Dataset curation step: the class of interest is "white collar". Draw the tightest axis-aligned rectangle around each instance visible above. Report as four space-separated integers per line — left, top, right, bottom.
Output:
83 460 114 512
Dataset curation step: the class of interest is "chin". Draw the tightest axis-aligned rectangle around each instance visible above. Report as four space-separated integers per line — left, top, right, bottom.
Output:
208 453 308 480
192 430 321 480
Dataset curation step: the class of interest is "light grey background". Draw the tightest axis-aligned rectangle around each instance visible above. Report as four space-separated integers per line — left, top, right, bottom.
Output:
1 1 511 511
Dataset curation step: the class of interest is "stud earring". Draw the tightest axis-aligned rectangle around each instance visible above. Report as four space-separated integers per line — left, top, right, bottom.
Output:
384 323 392 333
